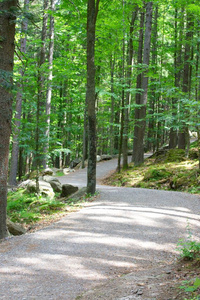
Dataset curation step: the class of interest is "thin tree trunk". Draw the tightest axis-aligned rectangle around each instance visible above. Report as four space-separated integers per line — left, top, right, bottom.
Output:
147 5 158 152
178 15 193 150
44 0 55 168
122 9 137 169
132 9 144 162
35 0 49 193
0 0 17 239
110 55 115 156
86 0 100 194
9 0 29 186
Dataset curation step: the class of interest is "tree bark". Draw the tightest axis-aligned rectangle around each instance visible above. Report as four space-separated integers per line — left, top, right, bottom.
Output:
9 0 29 186
0 0 17 239
132 2 153 165
44 0 55 168
132 9 144 163
122 9 137 169
35 0 49 192
86 0 100 194
178 14 193 150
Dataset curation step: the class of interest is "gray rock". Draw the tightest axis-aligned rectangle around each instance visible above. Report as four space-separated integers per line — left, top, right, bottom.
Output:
6 219 26 236
70 158 81 168
101 154 112 161
60 184 78 198
65 187 87 201
96 155 101 162
26 180 55 199
43 176 62 192
42 168 54 176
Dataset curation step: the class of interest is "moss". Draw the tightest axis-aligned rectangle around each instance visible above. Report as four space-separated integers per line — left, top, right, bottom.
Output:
144 167 172 181
165 149 186 162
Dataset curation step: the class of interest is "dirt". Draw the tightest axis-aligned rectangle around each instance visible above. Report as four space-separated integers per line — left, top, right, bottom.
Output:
77 259 200 300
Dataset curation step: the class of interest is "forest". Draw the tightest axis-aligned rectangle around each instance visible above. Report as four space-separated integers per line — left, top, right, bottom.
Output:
0 0 200 239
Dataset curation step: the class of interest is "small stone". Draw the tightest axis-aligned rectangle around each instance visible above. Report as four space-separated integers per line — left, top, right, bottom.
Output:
137 289 143 295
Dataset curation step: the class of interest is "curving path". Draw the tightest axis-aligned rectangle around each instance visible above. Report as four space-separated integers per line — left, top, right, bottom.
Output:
0 157 199 299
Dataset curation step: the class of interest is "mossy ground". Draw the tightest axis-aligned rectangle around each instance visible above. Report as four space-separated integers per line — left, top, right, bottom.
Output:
103 149 200 195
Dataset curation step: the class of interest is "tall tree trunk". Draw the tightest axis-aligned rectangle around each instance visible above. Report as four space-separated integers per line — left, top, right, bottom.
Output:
132 2 153 165
0 0 17 239
86 0 100 194
110 55 115 156
147 5 158 152
132 9 144 162
35 0 49 192
122 9 137 169
44 0 55 168
178 15 193 150
9 0 29 186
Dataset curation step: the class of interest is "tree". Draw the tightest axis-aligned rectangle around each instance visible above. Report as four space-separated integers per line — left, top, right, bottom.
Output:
44 0 55 168
86 0 100 194
0 0 17 239
9 0 29 186
132 2 153 165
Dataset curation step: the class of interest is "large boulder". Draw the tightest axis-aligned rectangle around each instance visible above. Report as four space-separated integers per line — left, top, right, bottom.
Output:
60 184 78 198
26 180 55 199
65 187 87 202
101 154 112 161
43 175 62 193
70 158 82 169
7 219 26 236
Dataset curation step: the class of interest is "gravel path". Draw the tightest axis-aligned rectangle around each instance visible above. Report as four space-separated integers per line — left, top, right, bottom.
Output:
0 157 200 300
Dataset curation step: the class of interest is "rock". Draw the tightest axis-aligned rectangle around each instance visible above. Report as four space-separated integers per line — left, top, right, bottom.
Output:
101 154 112 161
6 219 26 236
18 179 32 188
97 155 101 162
64 187 87 201
60 184 78 198
42 168 54 176
26 180 55 199
70 158 81 169
75 160 88 169
43 176 62 193
29 170 37 179
127 150 133 155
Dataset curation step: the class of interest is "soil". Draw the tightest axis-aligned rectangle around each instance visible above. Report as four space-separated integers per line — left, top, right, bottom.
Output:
77 259 200 299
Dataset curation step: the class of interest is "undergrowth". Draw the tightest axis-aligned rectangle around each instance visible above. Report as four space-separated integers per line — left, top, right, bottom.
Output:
103 148 200 194
177 224 200 300
7 188 89 228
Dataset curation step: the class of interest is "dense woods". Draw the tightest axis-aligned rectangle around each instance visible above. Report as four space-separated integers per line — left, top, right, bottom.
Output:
0 0 200 238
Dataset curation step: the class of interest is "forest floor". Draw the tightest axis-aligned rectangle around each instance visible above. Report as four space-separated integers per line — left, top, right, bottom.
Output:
3 147 200 300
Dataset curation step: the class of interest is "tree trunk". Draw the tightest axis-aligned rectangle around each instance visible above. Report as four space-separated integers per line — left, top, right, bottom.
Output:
122 9 137 169
0 0 17 239
147 5 158 152
9 0 29 186
44 0 55 168
132 2 153 165
110 55 115 156
35 0 49 193
178 15 193 150
132 9 144 163
86 0 100 194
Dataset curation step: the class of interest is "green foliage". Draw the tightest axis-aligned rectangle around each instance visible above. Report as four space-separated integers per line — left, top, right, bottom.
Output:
177 223 200 261
144 167 172 181
7 189 65 224
180 278 200 293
